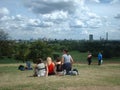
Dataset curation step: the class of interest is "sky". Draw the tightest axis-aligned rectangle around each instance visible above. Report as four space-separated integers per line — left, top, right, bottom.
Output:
0 0 120 40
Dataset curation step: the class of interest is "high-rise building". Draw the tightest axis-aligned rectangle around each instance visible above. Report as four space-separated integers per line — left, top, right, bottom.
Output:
106 32 108 40
89 34 93 41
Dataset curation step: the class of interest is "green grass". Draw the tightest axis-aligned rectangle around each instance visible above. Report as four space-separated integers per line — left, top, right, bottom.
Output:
0 58 20 64
0 63 120 90
0 51 120 64
69 51 88 62
69 51 120 64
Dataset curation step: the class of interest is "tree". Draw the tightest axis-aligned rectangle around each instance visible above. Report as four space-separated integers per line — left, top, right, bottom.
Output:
0 29 11 58
27 41 53 63
0 29 9 40
14 42 29 62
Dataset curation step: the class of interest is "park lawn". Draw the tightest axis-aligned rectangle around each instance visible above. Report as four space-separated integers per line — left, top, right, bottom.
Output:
0 51 120 64
0 63 120 90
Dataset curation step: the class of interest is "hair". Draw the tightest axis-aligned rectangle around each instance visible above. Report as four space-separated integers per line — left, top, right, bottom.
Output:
63 49 69 56
63 49 68 53
36 58 43 64
56 57 61 62
46 57 52 65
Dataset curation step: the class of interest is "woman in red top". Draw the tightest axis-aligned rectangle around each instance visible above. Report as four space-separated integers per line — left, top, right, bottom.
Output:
45 57 56 76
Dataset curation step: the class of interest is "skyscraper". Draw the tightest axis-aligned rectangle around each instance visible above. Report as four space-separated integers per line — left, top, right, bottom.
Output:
89 34 93 41
106 32 108 40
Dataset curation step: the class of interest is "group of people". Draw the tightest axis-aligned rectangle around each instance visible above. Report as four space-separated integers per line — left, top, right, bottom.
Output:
87 51 103 65
33 49 78 77
18 49 103 76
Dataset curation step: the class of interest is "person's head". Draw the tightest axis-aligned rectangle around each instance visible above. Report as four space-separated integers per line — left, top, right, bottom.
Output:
56 57 61 62
63 49 68 54
37 58 43 64
46 57 52 65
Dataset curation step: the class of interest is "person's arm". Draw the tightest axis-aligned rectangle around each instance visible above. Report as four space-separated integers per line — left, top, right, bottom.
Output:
70 55 74 64
45 64 48 77
53 62 57 75
61 56 64 65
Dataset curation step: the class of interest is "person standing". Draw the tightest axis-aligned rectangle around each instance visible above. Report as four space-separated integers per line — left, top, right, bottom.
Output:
87 52 92 65
98 52 103 65
61 49 74 75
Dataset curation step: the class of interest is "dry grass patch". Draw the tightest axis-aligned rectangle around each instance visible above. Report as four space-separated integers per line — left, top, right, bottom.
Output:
59 86 120 90
0 63 120 90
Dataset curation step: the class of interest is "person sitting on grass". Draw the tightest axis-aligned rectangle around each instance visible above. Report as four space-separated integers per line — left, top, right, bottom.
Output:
25 60 33 70
45 57 56 76
33 58 46 77
55 57 63 76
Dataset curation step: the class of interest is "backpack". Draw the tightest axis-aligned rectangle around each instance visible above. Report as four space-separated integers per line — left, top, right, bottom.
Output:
70 68 79 75
18 65 25 71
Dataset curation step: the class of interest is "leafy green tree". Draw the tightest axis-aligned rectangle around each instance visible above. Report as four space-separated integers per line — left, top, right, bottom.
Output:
14 42 30 62
0 29 14 58
0 29 9 40
27 41 53 63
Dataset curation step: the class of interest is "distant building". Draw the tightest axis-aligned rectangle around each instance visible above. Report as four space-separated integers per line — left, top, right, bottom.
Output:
89 34 93 41
106 32 108 40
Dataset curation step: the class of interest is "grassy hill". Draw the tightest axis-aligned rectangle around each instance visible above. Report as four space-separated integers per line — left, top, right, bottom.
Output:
0 63 120 90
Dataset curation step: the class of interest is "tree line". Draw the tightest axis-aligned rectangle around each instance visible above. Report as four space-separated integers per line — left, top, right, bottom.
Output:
0 29 120 62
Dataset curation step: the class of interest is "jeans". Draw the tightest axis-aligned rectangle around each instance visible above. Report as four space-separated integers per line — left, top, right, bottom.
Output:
63 63 72 75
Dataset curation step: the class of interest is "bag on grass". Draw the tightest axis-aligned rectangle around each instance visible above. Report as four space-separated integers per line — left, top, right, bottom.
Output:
18 65 25 71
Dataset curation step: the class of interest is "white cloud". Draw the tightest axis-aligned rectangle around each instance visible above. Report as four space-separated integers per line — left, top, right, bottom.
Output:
70 19 85 28
24 0 76 14
42 11 68 20
110 0 120 4
0 7 9 18
87 12 100 19
28 19 40 26
88 0 100 3
86 18 102 28
0 16 11 21
86 0 120 4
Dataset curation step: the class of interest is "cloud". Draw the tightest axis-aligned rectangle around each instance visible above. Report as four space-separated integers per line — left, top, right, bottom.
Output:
23 0 104 29
1 0 119 40
110 0 120 4
0 7 9 18
114 13 120 19
24 0 75 14
88 0 100 3
41 11 69 25
70 19 85 28
86 18 102 28
86 0 120 4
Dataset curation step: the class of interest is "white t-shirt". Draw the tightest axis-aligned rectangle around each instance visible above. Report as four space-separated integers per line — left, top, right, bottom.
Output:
62 54 72 63
37 63 46 77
